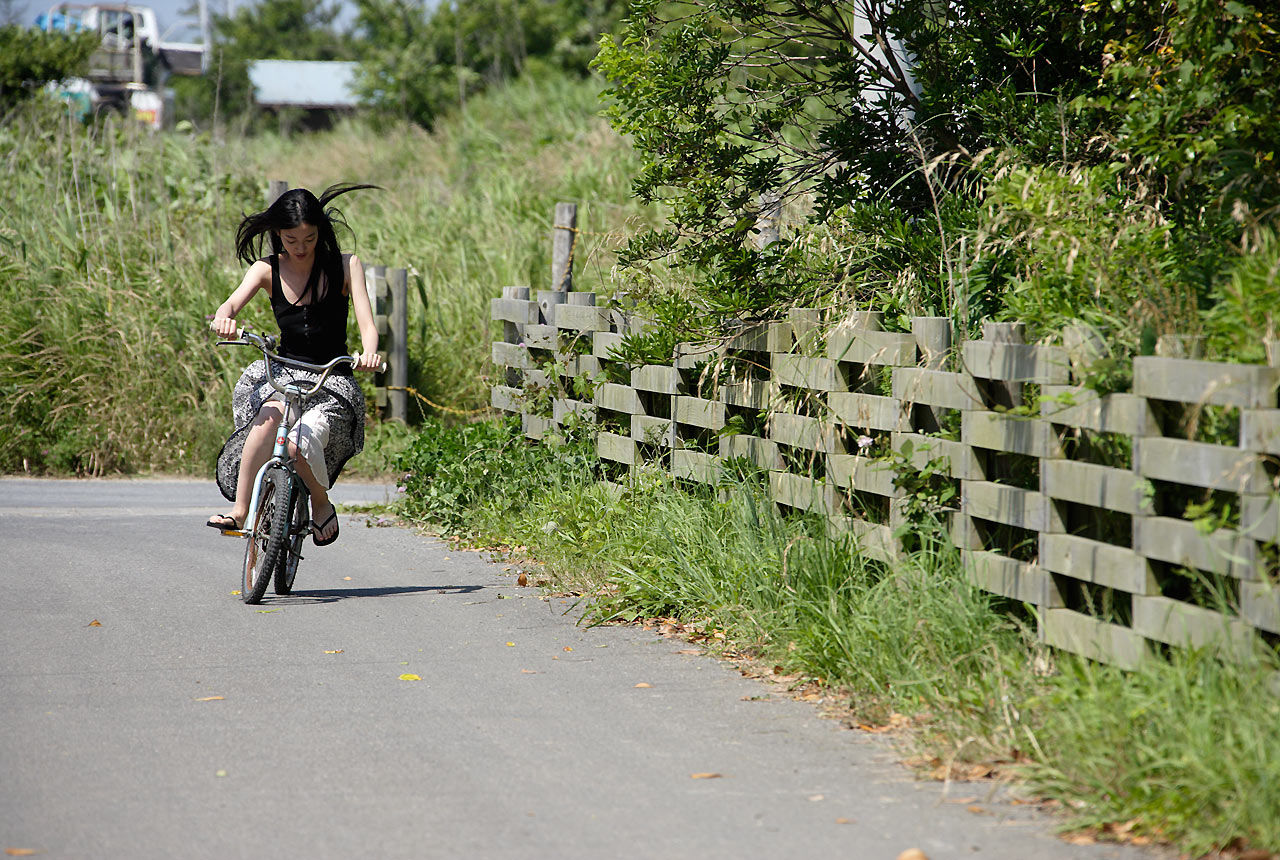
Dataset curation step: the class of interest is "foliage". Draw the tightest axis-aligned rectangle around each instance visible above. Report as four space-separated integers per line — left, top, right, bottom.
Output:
395 414 598 532
353 0 627 128
0 25 98 110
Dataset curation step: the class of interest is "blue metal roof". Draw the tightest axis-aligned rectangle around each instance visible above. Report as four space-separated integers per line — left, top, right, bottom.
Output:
247 60 360 109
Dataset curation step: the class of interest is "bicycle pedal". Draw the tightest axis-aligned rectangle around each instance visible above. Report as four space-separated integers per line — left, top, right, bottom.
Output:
220 529 246 537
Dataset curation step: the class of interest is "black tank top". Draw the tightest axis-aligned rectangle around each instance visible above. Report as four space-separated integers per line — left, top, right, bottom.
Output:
268 254 350 366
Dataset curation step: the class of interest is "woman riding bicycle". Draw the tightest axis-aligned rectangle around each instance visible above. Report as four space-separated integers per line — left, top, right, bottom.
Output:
207 184 383 547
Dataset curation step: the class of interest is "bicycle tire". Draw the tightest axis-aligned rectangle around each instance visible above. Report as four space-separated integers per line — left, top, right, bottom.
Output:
274 484 308 596
242 466 291 604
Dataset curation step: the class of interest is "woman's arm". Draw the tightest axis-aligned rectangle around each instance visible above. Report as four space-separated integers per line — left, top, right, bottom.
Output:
346 254 382 370
210 260 271 337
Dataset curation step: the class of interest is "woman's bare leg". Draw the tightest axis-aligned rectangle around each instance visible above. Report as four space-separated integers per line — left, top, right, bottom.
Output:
210 403 284 528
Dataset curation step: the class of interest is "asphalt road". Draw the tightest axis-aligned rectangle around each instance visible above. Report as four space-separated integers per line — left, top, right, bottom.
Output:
0 478 1166 860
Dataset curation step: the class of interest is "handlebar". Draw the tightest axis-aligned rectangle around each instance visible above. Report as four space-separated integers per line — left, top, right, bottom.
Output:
217 329 387 399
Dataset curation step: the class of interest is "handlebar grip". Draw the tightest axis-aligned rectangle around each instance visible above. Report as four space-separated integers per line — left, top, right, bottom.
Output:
350 354 388 374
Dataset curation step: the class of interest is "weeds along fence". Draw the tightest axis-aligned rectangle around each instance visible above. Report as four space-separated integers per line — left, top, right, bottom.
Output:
489 207 1280 672
268 179 409 422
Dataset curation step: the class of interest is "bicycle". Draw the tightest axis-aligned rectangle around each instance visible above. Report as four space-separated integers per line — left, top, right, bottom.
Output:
217 330 383 604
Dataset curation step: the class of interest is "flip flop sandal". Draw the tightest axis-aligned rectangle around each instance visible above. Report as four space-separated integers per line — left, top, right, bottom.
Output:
310 510 340 547
206 514 244 535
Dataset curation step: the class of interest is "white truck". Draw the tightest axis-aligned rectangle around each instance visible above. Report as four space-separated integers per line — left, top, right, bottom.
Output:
36 3 207 128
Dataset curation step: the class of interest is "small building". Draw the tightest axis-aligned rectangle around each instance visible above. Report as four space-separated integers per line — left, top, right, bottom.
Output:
247 60 361 126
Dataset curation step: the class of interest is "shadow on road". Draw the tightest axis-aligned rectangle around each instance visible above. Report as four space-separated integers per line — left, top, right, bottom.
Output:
273 584 487 604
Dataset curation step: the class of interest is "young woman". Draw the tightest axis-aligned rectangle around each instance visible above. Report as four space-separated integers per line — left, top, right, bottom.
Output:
207 184 383 547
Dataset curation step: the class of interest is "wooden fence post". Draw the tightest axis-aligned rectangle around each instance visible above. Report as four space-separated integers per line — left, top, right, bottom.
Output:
365 263 389 412
267 179 289 205
756 190 781 249
552 202 577 292
387 267 409 423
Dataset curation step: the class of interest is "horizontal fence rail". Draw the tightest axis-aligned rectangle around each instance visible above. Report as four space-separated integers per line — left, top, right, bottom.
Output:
490 287 1280 671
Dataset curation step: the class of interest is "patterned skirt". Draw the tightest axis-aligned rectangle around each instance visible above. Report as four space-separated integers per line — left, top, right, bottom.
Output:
215 359 366 502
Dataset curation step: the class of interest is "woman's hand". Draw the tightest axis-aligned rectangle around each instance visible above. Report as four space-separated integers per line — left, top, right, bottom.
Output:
209 316 239 338
355 351 385 373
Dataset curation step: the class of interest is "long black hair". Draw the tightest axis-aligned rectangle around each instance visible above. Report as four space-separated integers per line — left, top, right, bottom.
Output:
235 183 379 299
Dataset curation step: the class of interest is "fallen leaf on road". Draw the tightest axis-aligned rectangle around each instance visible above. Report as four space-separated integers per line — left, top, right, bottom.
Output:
87 620 102 627
676 649 701 655
634 683 652 688
896 851 929 860
521 669 539 674
230 591 241 596
215 770 228 778
194 696 224 702
5 849 39 856
506 642 516 647
690 773 723 780
399 674 422 681
835 818 853 825
562 646 573 652
256 609 279 614
517 572 528 586
343 576 352 581
808 795 824 802
324 650 344 654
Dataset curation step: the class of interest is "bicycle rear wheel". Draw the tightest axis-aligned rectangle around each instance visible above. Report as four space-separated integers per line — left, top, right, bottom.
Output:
242 466 291 604
274 485 309 596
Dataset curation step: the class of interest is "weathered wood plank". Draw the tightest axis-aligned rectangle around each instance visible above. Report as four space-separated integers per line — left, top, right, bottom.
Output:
769 412 846 454
773 354 847 392
828 392 904 432
556 353 600 378
964 413 1061 459
891 433 980 480
1043 609 1147 670
720 434 783 470
892 367 982 411
1241 582 1280 634
1041 460 1144 514
1240 409 1280 454
490 297 540 325
726 323 771 352
1040 386 1155 436
594 383 643 415
522 413 552 441
674 396 726 430
1240 494 1280 543
492 341 533 371
490 385 522 414
964 481 1063 533
597 431 637 465
1039 533 1156 595
1133 356 1280 408
1136 437 1270 495
553 398 594 425
964 551 1064 607
827 328 917 366
963 341 1070 384
554 303 611 332
720 377 777 410
521 324 557 350
1132 595 1258 661
631 364 682 394
1133 516 1260 581
631 414 673 446
536 289 568 325
827 454 898 497
770 471 842 517
828 517 897 562
674 342 718 370
593 331 626 360
673 450 720 485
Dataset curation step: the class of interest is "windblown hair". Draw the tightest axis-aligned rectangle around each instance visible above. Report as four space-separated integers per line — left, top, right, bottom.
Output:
235 183 380 299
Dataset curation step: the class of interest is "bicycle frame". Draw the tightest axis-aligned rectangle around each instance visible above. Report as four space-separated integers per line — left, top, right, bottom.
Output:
219 331 370 543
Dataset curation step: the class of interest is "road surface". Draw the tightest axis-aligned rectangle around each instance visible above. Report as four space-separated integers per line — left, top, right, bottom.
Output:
0 478 1165 859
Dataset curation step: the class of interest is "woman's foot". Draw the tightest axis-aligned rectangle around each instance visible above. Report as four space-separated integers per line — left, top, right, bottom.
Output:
310 497 340 546
206 513 244 534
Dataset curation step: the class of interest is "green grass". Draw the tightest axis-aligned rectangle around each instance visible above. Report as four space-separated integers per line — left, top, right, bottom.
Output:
394 417 1280 856
0 70 652 476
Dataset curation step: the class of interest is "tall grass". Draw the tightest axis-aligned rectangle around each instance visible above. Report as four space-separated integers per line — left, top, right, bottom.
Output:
0 71 648 474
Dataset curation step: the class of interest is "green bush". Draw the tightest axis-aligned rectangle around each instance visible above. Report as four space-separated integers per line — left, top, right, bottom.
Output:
395 414 599 532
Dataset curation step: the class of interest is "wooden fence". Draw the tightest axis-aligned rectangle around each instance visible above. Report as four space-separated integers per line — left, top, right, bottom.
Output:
489 208 1280 672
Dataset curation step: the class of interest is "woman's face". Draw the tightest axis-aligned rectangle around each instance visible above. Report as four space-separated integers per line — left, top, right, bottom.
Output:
278 223 318 262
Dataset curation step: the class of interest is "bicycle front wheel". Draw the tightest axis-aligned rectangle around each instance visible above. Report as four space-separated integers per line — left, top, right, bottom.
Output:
242 466 292 604
274 484 309 596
